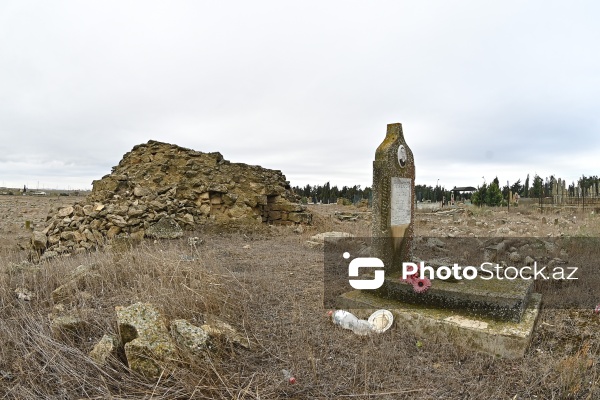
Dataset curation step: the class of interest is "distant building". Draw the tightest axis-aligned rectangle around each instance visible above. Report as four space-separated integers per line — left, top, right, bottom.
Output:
451 186 477 203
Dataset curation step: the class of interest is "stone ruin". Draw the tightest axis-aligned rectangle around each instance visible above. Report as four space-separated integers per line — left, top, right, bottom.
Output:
32 140 311 257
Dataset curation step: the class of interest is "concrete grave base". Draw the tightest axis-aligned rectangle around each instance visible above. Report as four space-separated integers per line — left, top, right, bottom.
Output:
338 290 542 359
376 272 534 322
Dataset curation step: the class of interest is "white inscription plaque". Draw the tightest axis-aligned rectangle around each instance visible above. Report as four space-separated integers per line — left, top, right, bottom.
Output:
390 177 411 226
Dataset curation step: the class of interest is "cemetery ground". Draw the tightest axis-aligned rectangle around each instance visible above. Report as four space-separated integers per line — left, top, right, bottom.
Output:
1 194 600 399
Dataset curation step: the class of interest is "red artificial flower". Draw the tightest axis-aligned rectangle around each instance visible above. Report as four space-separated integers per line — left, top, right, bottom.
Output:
412 277 431 293
401 264 421 284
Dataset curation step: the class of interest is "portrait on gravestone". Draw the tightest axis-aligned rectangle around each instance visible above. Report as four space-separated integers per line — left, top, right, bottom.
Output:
397 145 407 168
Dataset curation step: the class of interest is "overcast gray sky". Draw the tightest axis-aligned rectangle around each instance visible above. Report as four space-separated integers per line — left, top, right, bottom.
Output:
1 1 599 191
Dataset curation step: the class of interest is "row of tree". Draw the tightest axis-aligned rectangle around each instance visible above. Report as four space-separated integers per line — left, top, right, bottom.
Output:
293 174 600 207
292 183 372 204
471 174 600 207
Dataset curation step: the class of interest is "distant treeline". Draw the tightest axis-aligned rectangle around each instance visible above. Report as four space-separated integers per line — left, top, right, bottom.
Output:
469 174 600 206
292 183 371 204
294 174 600 206
488 174 599 198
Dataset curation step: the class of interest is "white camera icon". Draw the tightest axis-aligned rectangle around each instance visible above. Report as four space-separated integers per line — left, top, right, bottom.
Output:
348 257 385 290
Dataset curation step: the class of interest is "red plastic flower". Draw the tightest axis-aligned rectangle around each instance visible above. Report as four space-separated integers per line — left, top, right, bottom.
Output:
401 264 421 284
412 277 431 293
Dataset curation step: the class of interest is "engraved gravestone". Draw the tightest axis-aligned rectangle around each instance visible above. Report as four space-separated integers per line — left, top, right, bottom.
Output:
339 123 542 357
369 122 534 322
372 123 415 273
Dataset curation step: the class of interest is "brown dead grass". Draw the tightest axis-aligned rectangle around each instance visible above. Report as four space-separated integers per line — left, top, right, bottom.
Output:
1 198 600 398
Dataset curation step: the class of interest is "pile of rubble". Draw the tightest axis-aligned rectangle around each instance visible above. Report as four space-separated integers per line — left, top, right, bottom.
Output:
32 141 311 257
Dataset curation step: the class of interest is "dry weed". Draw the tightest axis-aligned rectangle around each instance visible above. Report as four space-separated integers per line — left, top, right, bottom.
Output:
1 200 600 398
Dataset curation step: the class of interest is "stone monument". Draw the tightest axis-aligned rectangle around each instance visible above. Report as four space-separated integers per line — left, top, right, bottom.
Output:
371 123 415 273
338 122 541 358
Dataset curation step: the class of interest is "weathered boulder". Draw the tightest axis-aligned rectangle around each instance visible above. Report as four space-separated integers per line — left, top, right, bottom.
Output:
133 186 152 197
50 314 88 339
57 206 74 218
146 216 183 239
31 231 47 251
170 319 210 357
89 334 118 365
115 302 176 379
201 315 250 348
306 231 354 248
508 251 522 263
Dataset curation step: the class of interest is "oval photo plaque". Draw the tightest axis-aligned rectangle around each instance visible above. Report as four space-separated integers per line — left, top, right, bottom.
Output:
397 145 407 168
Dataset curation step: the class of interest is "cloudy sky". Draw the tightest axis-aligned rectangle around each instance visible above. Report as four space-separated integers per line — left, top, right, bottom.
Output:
1 1 599 191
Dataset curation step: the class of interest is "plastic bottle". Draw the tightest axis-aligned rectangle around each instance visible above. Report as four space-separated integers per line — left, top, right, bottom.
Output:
329 310 374 335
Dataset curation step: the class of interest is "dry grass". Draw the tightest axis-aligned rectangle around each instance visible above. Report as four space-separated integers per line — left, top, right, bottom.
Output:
1 200 600 398
1 238 251 399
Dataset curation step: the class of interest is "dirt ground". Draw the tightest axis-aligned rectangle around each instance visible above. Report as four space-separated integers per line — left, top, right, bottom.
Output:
1 196 600 399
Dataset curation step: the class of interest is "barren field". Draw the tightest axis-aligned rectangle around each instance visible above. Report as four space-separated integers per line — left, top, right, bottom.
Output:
1 195 600 399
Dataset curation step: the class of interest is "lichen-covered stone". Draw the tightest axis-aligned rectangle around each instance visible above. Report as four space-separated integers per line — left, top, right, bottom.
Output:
115 302 176 379
146 216 183 239
89 334 118 365
306 231 354 248
31 231 47 251
124 339 172 378
50 315 88 338
170 319 210 357
201 315 249 349
57 206 74 218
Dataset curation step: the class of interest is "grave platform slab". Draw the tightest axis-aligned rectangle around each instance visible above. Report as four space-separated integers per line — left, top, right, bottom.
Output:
377 272 534 322
338 290 542 359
